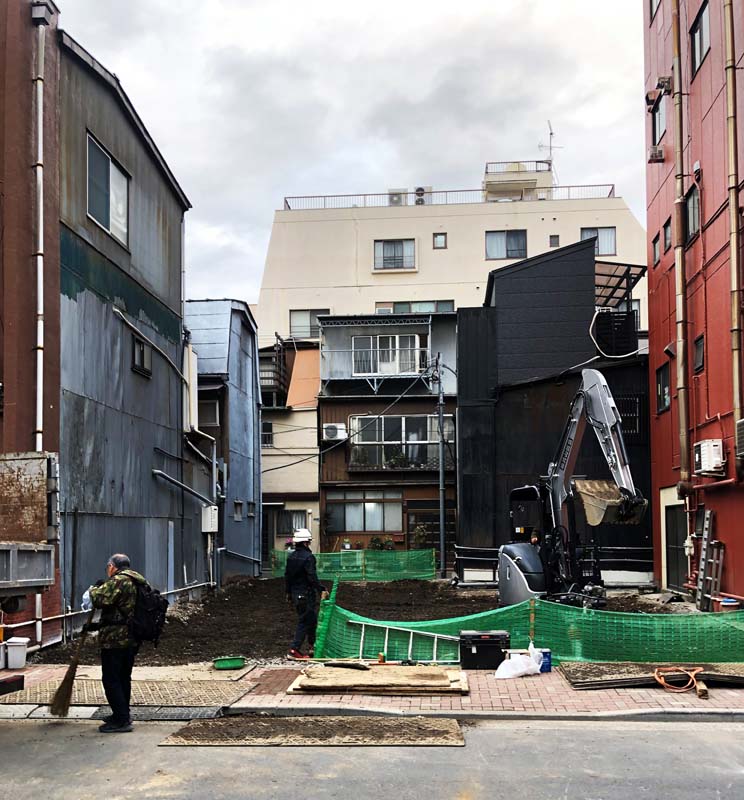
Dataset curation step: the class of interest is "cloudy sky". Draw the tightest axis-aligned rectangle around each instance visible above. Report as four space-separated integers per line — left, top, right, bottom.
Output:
59 1 646 304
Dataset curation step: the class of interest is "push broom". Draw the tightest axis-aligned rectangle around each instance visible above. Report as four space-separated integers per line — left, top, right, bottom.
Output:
50 609 95 717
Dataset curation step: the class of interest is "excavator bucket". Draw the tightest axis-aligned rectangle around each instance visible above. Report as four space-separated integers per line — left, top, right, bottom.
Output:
574 479 648 526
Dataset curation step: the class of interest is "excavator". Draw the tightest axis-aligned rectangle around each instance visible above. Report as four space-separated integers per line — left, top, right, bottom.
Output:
499 369 647 608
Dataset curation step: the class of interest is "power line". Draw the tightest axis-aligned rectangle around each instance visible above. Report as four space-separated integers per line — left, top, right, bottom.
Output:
260 369 434 475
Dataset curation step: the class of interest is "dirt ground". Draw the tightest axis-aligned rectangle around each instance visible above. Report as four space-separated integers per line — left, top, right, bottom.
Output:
36 578 500 666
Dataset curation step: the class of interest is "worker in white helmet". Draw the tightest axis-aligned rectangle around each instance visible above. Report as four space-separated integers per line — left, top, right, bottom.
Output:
284 528 326 659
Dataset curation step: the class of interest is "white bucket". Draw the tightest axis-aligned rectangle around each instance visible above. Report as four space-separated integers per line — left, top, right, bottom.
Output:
6 637 30 670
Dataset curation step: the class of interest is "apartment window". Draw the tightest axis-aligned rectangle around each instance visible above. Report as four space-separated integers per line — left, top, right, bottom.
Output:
433 232 447 249
656 362 671 413
131 335 152 378
374 239 415 270
652 233 660 265
549 235 560 248
233 501 244 522
694 335 705 373
663 218 672 252
325 489 403 534
87 135 128 245
485 230 527 259
685 186 700 241
352 334 423 375
691 3 710 76
289 308 329 338
652 98 666 145
261 421 274 447
199 399 219 426
278 509 309 536
650 0 661 19
581 227 617 256
391 300 454 313
349 415 454 471
375 302 394 315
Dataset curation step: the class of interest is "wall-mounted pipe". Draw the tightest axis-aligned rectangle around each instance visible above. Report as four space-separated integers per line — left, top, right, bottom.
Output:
32 9 50 451
724 0 743 476
672 0 692 496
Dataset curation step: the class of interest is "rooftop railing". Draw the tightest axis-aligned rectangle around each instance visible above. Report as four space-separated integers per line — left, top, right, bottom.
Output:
283 184 615 210
485 160 552 174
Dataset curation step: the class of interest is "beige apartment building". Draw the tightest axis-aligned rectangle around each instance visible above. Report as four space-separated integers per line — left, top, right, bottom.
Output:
257 160 647 555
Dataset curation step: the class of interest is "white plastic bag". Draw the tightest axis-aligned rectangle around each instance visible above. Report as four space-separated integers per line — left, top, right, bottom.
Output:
494 641 543 679
81 588 93 611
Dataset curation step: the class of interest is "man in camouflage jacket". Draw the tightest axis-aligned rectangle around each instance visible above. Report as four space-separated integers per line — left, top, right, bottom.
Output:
89 553 146 733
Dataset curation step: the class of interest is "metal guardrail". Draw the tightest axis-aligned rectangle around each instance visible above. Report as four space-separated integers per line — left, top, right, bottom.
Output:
485 160 552 174
283 184 616 210
349 444 455 472
321 347 430 380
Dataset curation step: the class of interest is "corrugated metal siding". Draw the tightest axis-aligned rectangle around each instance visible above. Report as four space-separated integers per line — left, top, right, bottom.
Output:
185 300 232 375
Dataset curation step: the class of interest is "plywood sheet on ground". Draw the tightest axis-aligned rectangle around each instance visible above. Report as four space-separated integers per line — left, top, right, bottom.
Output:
560 662 744 690
288 665 468 695
0 679 252 707
160 715 464 747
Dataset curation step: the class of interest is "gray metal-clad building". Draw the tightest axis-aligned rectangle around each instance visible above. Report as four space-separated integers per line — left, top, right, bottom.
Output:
57 30 199 609
185 300 262 578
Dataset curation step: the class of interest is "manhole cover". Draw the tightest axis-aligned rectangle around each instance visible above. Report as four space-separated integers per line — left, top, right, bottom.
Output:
160 715 464 747
0 680 251 707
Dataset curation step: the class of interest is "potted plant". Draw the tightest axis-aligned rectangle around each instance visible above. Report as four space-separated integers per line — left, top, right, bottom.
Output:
354 540 364 550
368 536 384 551
342 537 352 550
383 537 395 551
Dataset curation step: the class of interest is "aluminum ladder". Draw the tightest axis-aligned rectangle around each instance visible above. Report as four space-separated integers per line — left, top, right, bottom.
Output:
347 619 460 663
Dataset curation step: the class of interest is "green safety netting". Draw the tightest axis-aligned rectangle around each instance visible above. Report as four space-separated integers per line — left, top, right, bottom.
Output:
270 549 436 582
314 584 744 664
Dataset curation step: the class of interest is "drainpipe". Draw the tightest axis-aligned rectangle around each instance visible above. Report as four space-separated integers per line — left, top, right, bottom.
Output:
724 0 743 478
672 0 692 497
31 4 50 452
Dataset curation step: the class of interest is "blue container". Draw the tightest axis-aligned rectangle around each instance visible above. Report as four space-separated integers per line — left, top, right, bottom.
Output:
539 649 552 673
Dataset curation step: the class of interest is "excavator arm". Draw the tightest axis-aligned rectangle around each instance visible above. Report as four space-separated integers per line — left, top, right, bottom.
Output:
547 369 647 530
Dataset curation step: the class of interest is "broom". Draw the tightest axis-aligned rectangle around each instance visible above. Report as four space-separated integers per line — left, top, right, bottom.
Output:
50 610 95 717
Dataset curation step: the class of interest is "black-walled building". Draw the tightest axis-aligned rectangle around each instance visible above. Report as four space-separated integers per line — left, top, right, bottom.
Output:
456 238 652 582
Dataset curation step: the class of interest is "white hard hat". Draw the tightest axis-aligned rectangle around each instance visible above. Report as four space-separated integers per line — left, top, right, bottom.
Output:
293 528 312 543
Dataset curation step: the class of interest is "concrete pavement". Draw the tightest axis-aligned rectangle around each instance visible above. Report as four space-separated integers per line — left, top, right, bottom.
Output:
1 719 743 799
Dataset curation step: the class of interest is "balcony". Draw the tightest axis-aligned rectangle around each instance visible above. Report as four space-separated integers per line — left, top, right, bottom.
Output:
321 347 430 381
349 443 455 472
283 184 616 210
259 355 288 407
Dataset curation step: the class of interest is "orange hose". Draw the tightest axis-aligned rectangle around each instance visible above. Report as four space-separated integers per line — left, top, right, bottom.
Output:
654 666 704 693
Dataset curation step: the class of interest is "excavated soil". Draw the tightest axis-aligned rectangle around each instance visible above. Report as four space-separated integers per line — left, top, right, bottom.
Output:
36 578 499 666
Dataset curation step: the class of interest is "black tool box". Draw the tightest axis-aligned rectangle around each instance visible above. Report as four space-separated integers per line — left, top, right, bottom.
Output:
459 630 510 669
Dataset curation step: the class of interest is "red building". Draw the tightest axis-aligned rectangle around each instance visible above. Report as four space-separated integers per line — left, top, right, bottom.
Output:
645 0 744 598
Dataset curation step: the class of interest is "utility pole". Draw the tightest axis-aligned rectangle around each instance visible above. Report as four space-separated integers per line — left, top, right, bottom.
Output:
436 352 446 578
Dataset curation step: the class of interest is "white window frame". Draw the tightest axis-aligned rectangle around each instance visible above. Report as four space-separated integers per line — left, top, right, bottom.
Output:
685 186 700 241
652 97 666 145
86 134 129 246
581 226 617 256
289 308 329 338
199 399 220 427
351 334 422 376
261 420 274 447
485 229 527 260
373 239 416 270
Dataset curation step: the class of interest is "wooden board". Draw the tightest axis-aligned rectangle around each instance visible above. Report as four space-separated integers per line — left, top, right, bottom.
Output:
287 665 468 695
560 661 744 690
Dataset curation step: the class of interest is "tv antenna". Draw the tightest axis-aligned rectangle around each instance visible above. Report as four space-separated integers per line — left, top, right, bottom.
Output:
538 120 563 180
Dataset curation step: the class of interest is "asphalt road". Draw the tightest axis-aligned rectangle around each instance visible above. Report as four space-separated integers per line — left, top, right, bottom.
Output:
1 718 743 799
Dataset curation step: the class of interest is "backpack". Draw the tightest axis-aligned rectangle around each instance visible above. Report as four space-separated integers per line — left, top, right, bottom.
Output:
124 573 169 645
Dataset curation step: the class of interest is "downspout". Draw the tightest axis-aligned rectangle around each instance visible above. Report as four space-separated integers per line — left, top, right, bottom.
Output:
32 8 49 452
724 0 743 477
672 0 692 497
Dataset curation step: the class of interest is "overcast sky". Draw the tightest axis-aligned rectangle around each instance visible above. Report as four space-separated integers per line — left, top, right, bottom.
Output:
59 0 646 304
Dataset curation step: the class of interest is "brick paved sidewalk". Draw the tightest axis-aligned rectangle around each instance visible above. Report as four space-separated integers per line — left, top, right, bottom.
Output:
229 665 744 719
5 662 744 720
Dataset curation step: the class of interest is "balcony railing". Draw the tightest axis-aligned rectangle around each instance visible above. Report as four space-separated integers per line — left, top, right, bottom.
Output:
321 348 430 380
283 184 615 210
349 443 455 472
485 160 552 174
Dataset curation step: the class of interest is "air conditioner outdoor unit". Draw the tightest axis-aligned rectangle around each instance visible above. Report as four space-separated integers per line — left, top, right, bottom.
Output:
414 186 433 206
736 419 744 458
323 423 348 442
387 188 407 207
648 145 664 163
693 439 725 475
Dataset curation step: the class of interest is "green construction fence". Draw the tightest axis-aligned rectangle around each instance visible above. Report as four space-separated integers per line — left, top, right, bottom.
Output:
314 586 744 664
270 548 436 582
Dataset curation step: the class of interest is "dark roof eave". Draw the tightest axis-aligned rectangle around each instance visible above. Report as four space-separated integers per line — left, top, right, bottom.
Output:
58 30 192 211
